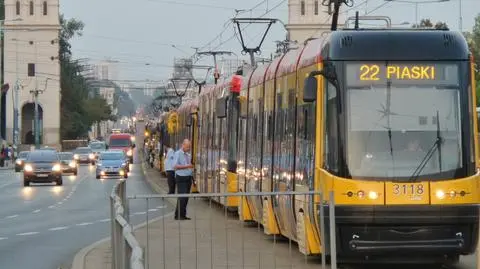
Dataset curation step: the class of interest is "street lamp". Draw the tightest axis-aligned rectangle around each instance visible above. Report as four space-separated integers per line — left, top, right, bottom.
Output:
384 0 449 26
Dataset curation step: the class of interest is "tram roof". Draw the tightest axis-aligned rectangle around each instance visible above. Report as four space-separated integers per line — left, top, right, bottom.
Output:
327 30 470 61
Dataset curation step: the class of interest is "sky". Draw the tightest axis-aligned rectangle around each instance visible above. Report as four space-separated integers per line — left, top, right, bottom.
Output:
60 0 480 83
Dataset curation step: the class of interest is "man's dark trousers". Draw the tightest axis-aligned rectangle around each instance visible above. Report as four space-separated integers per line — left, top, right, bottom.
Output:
175 175 192 219
166 170 176 194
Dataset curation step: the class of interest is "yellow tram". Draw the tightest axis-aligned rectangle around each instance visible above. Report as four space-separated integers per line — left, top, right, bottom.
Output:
168 29 480 264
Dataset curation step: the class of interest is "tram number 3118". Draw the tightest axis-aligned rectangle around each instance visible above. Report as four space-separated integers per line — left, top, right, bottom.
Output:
393 184 425 196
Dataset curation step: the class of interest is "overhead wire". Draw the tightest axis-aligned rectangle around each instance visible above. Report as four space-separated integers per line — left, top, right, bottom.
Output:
194 0 279 60
211 0 287 52
306 0 390 40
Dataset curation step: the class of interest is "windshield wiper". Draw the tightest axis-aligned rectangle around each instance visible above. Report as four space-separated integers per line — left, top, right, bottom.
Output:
409 111 443 182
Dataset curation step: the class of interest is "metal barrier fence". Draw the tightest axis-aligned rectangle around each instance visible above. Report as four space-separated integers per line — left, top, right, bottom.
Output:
111 179 480 269
114 187 335 269
110 180 144 269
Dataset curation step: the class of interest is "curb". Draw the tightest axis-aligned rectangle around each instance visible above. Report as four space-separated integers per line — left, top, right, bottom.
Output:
71 158 174 269
70 212 174 269
70 236 110 269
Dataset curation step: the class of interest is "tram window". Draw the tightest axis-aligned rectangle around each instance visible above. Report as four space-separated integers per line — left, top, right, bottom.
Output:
267 114 273 140
276 93 283 140
325 82 339 173
303 109 308 139
469 86 476 163
253 117 258 141
239 120 244 141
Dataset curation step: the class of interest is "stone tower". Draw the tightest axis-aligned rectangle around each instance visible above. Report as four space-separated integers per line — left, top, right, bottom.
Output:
285 0 345 44
4 0 61 148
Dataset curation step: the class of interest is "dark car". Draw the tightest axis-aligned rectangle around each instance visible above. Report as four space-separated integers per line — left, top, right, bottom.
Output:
58 152 78 175
89 141 107 161
74 147 95 165
15 151 30 172
23 150 63 186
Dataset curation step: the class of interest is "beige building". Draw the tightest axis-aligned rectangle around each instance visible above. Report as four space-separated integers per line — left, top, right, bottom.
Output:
286 0 345 44
93 59 118 81
3 0 61 147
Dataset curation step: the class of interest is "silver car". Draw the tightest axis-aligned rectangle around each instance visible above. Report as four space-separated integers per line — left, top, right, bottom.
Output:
95 151 128 179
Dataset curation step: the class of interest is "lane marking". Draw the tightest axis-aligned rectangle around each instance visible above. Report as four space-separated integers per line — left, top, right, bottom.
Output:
76 222 93 226
33 209 41 213
48 226 69 231
0 237 7 241
16 232 39 236
5 215 18 219
99 218 110 222
0 181 15 188
156 205 167 209
134 212 146 215
57 202 63 205
48 205 55 209
148 209 158 212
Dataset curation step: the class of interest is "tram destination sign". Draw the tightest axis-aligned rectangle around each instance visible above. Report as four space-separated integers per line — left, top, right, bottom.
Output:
346 62 459 86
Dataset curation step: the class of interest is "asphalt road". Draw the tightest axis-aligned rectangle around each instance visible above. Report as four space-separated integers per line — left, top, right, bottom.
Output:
0 162 172 269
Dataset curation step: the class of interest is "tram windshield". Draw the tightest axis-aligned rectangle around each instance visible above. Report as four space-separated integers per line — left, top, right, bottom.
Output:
344 62 463 180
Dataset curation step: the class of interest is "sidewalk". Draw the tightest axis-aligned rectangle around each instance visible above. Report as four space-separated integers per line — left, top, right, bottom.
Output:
80 163 325 269
0 162 15 170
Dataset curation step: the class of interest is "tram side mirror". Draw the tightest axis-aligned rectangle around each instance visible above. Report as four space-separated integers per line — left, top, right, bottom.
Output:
216 96 227 118
304 62 338 103
186 114 192 127
132 144 136 148
303 76 318 102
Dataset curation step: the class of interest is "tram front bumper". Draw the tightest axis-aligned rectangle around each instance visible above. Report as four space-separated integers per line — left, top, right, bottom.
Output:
329 205 479 256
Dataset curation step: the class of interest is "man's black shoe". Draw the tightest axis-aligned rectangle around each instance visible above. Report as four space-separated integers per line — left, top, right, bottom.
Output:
174 216 191 220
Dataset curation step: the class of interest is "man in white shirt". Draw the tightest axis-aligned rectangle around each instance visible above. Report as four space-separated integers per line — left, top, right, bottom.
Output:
173 139 194 220
164 146 176 194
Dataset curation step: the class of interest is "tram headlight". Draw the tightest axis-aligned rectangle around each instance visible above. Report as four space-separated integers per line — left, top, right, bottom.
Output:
368 191 379 200
435 190 446 199
357 190 365 198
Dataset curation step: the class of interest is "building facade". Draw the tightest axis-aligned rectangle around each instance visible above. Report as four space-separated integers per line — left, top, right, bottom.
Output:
4 0 61 148
285 0 345 44
92 59 118 81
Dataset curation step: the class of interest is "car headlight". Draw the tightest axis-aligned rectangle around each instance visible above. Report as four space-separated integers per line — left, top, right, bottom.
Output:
74 154 79 160
127 149 133 156
69 161 76 168
121 162 127 167
16 159 22 165
52 164 61 172
89 153 95 159
97 163 102 167
24 164 33 172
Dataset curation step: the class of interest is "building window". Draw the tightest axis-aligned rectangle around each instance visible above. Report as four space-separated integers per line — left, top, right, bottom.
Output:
16 1 20 15
314 0 319 15
43 1 47 15
29 1 34 15
28 63 36 77
301 0 305 15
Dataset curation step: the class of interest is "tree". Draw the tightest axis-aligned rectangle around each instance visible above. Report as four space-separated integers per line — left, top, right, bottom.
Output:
113 86 136 118
60 15 115 139
412 19 449 30
464 14 480 105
